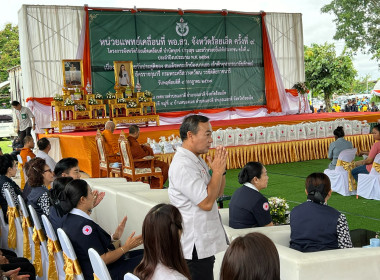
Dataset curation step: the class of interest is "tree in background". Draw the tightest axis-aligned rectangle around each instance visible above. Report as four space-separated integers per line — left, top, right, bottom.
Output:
352 74 376 94
321 1 380 63
305 43 357 112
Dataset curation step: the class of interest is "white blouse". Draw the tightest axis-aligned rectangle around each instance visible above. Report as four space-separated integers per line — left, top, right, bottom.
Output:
151 263 188 280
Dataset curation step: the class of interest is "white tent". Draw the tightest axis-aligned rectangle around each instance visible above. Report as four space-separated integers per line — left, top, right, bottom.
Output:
372 79 380 96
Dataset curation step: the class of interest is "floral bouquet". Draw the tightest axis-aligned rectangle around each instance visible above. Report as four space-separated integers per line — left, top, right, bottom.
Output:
88 97 98 105
53 94 63 101
64 98 75 106
127 101 137 108
94 93 103 99
268 197 289 225
144 90 153 98
293 82 308 94
106 92 116 99
117 98 126 103
76 104 86 111
138 96 148 103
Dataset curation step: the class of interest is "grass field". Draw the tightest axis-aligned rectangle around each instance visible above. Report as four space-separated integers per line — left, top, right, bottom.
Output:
224 158 380 232
0 139 12 153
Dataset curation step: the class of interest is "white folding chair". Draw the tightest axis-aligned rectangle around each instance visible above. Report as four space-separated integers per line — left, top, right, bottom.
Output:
28 205 49 280
17 195 34 261
124 273 141 280
42 215 65 280
324 148 357 196
88 248 112 280
4 189 23 257
0 208 9 249
27 156 32 162
16 154 23 164
357 154 380 200
57 228 85 280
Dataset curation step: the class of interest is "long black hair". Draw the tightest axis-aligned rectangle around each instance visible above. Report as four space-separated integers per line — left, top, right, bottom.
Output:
60 179 89 213
305 173 331 204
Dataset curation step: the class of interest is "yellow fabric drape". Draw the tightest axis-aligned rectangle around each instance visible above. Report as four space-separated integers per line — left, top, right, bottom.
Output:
47 238 61 280
18 163 25 189
63 252 82 280
7 206 19 249
337 159 357 191
372 162 380 173
22 216 32 260
94 274 100 280
32 227 43 277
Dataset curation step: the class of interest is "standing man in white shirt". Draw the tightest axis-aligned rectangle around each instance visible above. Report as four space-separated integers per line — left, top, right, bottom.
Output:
168 115 228 280
36 138 56 171
11 101 35 145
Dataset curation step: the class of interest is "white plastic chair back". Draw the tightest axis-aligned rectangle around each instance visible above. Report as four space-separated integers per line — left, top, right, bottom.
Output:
335 148 357 172
357 153 380 200
88 248 112 280
17 195 34 261
0 208 9 249
16 154 23 164
4 189 23 257
42 215 65 280
370 154 380 175
28 205 49 278
57 228 85 280
27 156 31 162
124 273 141 280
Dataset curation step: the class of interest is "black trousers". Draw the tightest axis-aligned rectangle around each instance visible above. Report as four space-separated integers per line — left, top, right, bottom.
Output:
108 249 144 280
186 246 215 280
18 127 32 146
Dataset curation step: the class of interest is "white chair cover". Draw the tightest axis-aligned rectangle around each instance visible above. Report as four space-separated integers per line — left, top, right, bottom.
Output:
4 189 23 257
124 273 140 280
324 148 357 196
88 248 112 280
16 154 23 164
357 154 380 200
0 209 9 249
17 195 34 261
57 228 85 280
42 215 65 280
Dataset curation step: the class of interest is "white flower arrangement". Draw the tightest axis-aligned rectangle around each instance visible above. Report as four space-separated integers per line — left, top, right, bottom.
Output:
106 92 116 99
76 104 86 111
64 98 75 106
88 97 98 105
138 96 148 103
117 98 126 103
268 197 289 225
127 101 137 108
95 93 103 99
144 90 153 98
53 94 63 101
293 82 308 94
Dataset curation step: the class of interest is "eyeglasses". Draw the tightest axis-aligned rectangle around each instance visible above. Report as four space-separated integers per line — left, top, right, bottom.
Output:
43 169 52 173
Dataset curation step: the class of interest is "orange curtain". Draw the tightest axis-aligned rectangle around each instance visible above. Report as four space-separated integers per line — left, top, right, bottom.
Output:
261 13 282 113
285 89 298 97
26 97 53 106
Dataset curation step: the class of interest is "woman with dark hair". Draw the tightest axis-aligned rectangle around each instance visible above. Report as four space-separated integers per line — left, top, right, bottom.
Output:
54 157 80 179
220 232 280 280
290 173 352 252
48 177 73 232
0 154 22 222
27 158 54 224
327 126 353 170
229 162 273 229
351 124 380 182
134 204 190 280
61 179 143 280
118 64 130 86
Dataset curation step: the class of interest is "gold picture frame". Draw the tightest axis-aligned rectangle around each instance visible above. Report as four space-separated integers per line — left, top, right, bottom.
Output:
62 59 84 88
114 61 134 90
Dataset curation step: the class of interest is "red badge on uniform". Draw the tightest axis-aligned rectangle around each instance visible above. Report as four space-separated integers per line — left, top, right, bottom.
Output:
263 202 269 211
82 225 92 235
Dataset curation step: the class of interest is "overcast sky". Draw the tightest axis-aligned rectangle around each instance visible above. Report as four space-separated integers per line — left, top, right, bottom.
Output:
3 0 379 81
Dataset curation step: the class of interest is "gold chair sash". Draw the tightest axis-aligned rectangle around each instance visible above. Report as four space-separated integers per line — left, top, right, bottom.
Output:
373 162 380 173
32 227 43 277
63 252 82 280
7 206 19 249
47 238 61 280
22 216 32 260
94 274 100 280
337 159 357 191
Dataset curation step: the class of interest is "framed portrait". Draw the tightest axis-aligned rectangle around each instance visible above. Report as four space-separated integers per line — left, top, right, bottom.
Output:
62 59 84 88
114 61 134 89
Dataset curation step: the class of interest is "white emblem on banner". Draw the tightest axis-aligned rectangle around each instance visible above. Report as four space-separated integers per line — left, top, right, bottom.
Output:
176 18 189 37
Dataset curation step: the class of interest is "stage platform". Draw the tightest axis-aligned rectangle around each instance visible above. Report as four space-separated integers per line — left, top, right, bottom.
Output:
39 111 379 177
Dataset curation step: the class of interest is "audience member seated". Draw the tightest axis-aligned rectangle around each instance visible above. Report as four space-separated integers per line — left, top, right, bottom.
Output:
351 124 380 182
370 102 379 112
327 126 353 170
27 158 54 227
134 204 191 280
61 179 144 280
36 138 56 171
21 160 33 202
220 232 280 280
290 173 352 252
332 103 340 112
48 177 73 233
0 248 36 280
229 162 273 229
344 100 352 112
317 106 325 113
102 121 120 155
0 154 22 222
10 136 23 161
19 136 35 164
128 125 169 188
54 157 81 179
